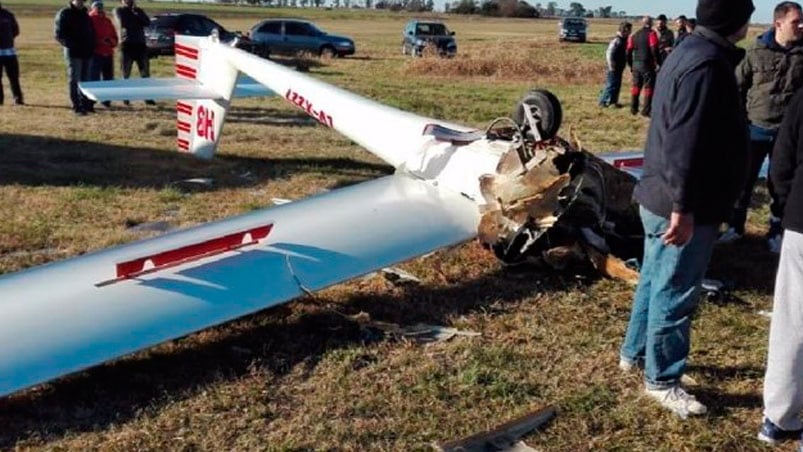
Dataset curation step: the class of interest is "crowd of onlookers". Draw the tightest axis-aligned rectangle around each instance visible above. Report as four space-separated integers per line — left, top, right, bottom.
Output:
0 0 151 114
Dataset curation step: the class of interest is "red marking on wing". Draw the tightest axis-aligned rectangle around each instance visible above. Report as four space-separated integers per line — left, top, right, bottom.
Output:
176 64 197 79
175 43 199 60
177 120 191 133
99 224 274 286
611 157 644 168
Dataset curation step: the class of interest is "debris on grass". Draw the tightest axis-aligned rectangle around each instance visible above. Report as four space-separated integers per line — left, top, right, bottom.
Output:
437 405 555 452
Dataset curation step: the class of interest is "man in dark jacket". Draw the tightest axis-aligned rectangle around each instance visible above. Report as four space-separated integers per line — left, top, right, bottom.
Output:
626 16 660 116
55 0 95 115
675 15 690 47
619 0 753 418
113 0 151 105
656 14 675 64
719 1 803 253
598 21 632 108
0 2 23 105
758 86 803 449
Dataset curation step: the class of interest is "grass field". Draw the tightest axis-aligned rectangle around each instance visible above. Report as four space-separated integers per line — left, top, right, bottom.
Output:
0 3 787 451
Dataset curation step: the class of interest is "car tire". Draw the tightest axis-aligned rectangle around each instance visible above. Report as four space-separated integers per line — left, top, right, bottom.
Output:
512 89 563 141
320 45 337 58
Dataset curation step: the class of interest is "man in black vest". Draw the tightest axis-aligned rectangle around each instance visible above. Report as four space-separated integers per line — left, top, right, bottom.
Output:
599 21 632 108
626 16 660 116
55 0 95 115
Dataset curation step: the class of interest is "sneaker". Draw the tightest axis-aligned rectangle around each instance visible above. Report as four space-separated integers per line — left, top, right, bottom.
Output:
645 385 707 418
757 417 803 445
609 103 623 109
717 227 743 244
619 358 639 373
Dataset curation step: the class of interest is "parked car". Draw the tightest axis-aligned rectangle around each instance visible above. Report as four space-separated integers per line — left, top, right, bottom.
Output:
145 13 253 57
402 20 457 57
248 19 355 58
558 17 587 43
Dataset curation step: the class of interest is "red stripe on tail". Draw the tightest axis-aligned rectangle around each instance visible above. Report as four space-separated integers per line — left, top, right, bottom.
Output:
174 43 199 60
176 64 197 79
177 120 191 133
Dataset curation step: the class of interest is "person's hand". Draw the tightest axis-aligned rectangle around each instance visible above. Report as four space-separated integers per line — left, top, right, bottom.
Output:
663 211 694 246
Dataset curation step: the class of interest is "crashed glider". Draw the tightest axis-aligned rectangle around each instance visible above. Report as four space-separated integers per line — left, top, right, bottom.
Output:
0 34 642 398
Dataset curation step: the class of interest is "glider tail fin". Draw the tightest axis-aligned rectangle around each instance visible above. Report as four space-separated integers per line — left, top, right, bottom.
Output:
174 35 237 159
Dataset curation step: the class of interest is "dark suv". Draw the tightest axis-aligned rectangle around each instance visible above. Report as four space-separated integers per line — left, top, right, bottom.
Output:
402 20 456 57
145 13 252 57
558 17 587 43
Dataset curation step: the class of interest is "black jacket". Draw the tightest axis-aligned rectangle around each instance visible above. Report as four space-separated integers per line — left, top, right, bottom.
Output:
114 6 149 45
771 88 803 234
0 8 19 50
634 27 749 225
55 2 94 58
606 33 628 72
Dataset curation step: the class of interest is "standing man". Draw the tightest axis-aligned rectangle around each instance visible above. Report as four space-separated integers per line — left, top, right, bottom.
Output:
114 0 152 105
626 16 659 117
0 2 23 106
675 15 690 46
758 83 803 448
656 14 676 64
88 0 117 108
599 21 632 109
619 0 753 418
55 0 95 115
719 1 803 253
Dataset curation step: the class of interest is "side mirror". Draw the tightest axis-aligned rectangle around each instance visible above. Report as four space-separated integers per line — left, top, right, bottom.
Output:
407 30 413 35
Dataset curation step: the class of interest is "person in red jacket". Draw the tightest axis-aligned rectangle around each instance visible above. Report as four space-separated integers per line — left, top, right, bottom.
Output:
626 16 660 116
88 0 117 107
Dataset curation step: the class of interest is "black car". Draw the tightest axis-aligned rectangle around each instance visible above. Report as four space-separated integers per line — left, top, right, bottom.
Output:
402 20 456 57
145 13 252 57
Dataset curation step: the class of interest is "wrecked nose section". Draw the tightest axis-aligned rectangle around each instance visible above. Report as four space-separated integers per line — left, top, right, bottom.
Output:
478 138 643 284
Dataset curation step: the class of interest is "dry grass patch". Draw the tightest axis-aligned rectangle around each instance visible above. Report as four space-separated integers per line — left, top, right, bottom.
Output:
406 40 604 83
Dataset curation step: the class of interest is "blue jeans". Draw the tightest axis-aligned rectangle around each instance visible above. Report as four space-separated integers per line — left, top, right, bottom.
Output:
64 50 91 111
599 68 623 106
620 207 718 389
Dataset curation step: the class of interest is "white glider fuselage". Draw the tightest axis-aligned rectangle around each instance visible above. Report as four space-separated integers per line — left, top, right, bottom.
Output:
0 36 510 397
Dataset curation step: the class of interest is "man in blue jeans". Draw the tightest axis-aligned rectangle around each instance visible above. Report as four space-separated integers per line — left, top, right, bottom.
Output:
619 0 753 418
599 21 632 108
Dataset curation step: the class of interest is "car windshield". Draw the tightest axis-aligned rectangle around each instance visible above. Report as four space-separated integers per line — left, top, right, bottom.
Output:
416 23 448 35
563 19 585 26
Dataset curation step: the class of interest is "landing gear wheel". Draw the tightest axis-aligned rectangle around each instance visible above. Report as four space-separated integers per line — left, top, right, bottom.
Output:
512 89 563 141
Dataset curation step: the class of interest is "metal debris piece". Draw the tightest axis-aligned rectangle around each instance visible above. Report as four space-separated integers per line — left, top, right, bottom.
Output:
478 137 643 283
381 267 422 285
346 312 479 343
271 197 293 205
437 405 556 452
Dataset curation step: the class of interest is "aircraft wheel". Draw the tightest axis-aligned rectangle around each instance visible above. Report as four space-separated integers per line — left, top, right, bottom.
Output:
512 89 563 140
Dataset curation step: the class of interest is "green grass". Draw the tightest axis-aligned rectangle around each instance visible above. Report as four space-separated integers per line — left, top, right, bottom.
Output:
0 4 782 451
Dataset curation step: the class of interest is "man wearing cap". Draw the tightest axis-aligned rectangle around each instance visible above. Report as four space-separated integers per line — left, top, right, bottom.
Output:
0 2 23 106
88 0 117 107
55 0 95 115
656 14 675 64
626 16 660 116
719 1 803 254
114 0 151 105
619 0 753 418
